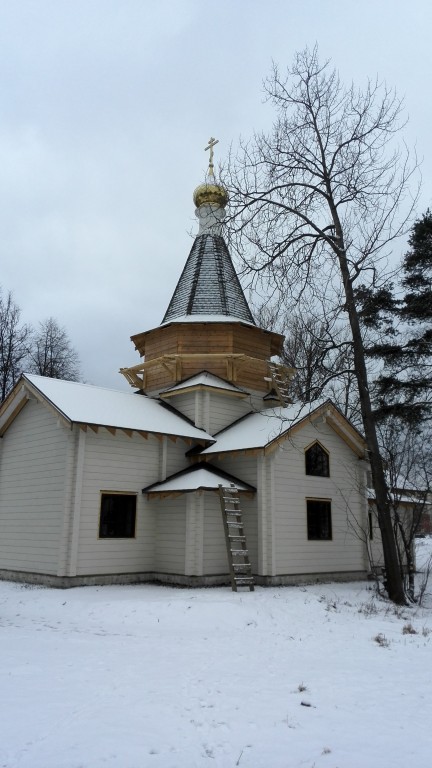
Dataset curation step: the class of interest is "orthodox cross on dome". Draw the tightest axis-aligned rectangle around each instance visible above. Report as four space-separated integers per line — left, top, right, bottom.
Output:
205 136 219 177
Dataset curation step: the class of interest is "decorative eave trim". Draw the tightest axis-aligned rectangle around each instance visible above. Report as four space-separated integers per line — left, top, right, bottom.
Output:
76 423 205 446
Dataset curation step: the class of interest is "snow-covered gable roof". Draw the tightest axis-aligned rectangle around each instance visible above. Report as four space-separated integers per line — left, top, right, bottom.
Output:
143 462 255 496
196 400 366 457
1 374 214 443
160 372 248 398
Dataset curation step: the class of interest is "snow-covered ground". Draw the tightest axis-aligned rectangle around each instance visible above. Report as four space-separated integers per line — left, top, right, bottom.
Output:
1 541 432 768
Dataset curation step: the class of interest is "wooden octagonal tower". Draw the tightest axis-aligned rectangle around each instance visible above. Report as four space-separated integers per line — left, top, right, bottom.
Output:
121 141 291 402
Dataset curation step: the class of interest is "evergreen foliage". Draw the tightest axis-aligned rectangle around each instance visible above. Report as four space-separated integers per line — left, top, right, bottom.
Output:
369 211 432 424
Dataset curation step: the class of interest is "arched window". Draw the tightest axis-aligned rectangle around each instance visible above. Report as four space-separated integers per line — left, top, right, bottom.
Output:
305 442 329 477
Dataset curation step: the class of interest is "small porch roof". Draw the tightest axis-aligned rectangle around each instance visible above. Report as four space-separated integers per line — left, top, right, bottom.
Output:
142 462 256 497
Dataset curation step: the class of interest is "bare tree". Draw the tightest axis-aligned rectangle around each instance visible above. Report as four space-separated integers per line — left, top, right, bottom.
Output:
29 317 81 381
223 47 419 603
253 292 365 421
0 288 32 402
378 419 432 601
284 313 362 420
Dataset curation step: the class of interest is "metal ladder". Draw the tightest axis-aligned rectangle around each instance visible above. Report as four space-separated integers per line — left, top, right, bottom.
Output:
218 483 254 592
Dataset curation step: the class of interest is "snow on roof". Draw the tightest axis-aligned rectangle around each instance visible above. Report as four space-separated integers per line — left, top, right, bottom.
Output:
143 463 255 494
198 401 332 455
160 314 256 327
367 487 431 505
160 372 248 396
22 374 214 441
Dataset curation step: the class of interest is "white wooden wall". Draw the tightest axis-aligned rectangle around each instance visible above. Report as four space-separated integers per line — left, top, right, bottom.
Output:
202 493 228 574
0 400 68 574
0 388 371 583
271 420 369 575
162 390 253 435
205 393 253 435
154 497 187 573
164 393 196 424
207 455 259 572
74 429 188 576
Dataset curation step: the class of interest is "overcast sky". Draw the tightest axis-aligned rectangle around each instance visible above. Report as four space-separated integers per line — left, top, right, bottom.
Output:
1 0 431 389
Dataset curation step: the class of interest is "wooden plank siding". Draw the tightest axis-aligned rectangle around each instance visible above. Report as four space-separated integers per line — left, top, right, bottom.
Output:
136 323 280 361
154 497 187 573
203 494 228 574
0 370 370 585
163 392 197 426
201 493 259 575
165 438 191 477
271 421 368 575
75 429 161 576
144 358 272 395
129 321 283 395
206 393 253 435
166 390 253 435
0 400 68 574
206 455 259 572
211 454 258 488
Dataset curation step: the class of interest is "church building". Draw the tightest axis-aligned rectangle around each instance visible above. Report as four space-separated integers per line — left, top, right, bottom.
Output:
0 141 372 588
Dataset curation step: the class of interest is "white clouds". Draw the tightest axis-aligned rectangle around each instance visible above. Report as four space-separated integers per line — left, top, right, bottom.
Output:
0 0 431 387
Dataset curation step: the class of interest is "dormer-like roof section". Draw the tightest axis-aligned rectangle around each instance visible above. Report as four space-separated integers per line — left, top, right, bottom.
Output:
159 372 249 399
192 401 367 458
161 234 255 325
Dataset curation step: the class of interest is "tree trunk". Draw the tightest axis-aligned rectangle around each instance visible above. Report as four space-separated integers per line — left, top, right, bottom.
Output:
337 250 406 604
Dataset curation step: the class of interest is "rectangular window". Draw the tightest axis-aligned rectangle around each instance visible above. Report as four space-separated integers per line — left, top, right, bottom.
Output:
307 499 332 540
99 493 137 538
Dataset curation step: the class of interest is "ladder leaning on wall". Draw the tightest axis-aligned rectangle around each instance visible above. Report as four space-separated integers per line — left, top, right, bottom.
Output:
218 483 255 592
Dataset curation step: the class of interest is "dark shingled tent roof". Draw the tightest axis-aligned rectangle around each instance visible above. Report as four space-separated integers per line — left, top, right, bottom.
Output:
162 234 256 325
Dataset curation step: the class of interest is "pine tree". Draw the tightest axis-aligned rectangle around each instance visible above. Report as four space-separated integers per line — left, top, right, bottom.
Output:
373 211 432 423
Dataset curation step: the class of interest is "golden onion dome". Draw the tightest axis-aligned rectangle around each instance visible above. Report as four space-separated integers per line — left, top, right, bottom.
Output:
193 137 228 209
193 181 229 209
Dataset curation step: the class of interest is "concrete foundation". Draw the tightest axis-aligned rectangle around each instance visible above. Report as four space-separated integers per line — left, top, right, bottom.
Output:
0 568 368 589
